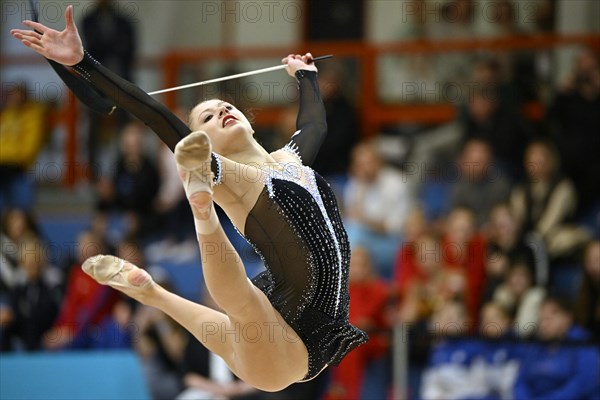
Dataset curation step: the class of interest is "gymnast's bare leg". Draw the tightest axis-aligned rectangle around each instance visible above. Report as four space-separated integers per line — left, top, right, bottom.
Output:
176 132 310 388
84 132 309 391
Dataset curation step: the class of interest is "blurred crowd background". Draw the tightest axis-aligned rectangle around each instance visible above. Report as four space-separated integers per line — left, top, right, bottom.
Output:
1 0 599 399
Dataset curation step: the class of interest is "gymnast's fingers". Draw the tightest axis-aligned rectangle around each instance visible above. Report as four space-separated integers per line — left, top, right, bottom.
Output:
10 31 35 43
14 29 42 41
23 35 43 48
10 28 33 37
21 39 45 54
22 19 49 34
282 54 294 64
65 5 77 31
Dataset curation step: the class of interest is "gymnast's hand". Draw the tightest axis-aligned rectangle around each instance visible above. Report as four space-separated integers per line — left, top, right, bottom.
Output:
283 53 318 77
11 5 84 66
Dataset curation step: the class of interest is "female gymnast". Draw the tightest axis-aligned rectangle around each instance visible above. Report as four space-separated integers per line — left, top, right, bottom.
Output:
11 6 367 391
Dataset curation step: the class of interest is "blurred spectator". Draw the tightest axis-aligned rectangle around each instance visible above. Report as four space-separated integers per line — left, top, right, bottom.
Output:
82 0 136 79
575 240 600 342
94 299 133 349
344 141 412 278
44 230 119 350
85 210 119 255
177 289 257 400
394 227 477 368
0 209 42 350
0 82 48 211
458 55 522 137
2 234 62 351
1 208 41 292
416 155 458 228
482 203 541 302
450 139 512 227
394 234 446 324
82 0 136 181
481 251 510 305
327 247 390 400
145 141 196 264
458 55 530 179
478 301 513 340
511 139 590 259
493 262 546 338
421 300 481 400
136 305 185 399
256 104 298 152
416 58 524 223
390 212 436 396
134 266 186 400
154 142 194 242
459 57 521 127
96 121 160 241
461 85 532 180
440 207 486 325
473 302 519 400
312 62 359 181
486 204 538 279
402 207 429 245
549 48 600 215
178 331 258 400
514 296 600 399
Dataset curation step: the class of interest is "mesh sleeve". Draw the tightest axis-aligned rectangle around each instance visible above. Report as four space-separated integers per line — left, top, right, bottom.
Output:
72 51 190 151
288 70 327 166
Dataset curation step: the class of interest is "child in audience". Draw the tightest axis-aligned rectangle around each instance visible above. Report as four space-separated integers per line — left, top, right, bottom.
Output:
441 207 486 325
493 262 545 338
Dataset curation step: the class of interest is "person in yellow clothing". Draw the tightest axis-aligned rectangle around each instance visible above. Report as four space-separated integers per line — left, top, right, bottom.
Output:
0 83 48 211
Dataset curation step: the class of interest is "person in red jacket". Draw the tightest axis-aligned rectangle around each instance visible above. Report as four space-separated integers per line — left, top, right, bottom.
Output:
43 230 120 349
440 207 486 326
394 233 466 324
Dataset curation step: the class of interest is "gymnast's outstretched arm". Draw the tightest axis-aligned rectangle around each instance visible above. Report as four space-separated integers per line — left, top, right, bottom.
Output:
12 5 189 151
70 52 190 151
68 56 328 159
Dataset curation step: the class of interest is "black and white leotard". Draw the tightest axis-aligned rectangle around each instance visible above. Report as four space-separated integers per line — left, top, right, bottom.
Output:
68 52 368 380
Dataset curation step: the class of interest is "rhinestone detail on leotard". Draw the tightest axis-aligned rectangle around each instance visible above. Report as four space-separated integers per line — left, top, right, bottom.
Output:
240 143 368 380
263 147 343 317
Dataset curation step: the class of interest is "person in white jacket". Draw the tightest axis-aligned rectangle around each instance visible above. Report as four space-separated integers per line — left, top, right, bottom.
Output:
344 141 412 278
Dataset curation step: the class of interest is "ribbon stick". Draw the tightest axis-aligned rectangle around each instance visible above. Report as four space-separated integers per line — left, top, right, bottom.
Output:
148 55 333 96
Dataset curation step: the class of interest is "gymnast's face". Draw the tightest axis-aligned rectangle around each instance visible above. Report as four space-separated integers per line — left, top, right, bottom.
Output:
189 99 254 155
